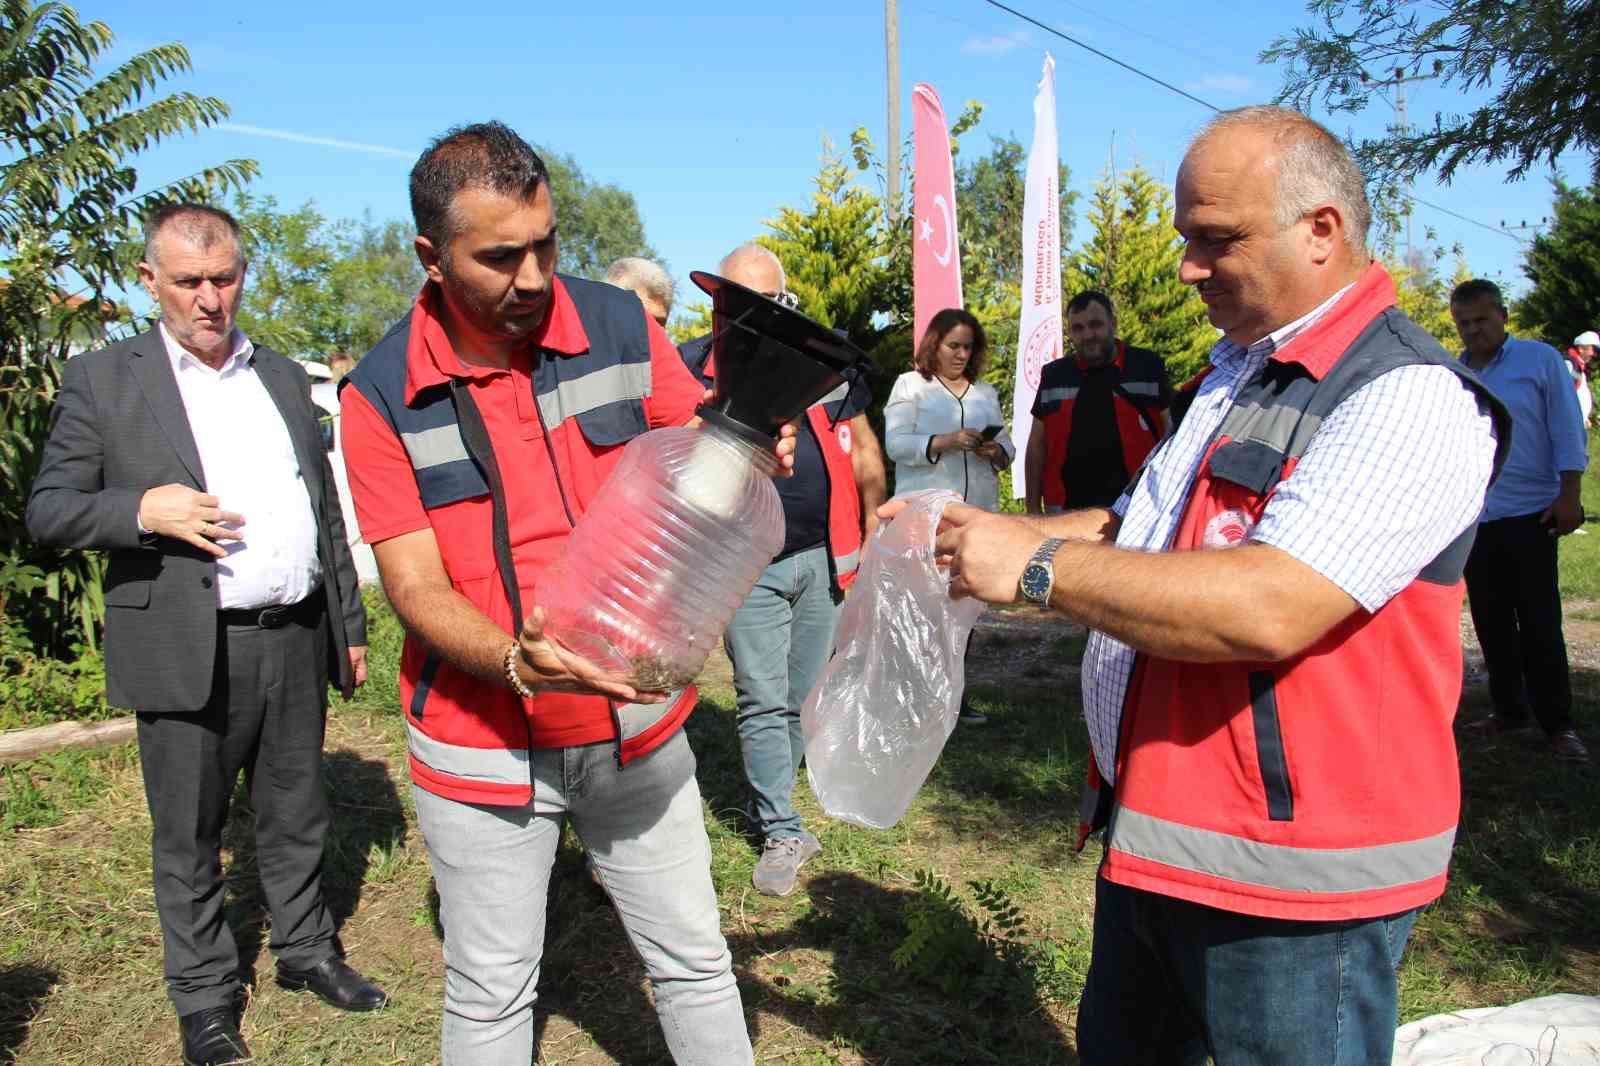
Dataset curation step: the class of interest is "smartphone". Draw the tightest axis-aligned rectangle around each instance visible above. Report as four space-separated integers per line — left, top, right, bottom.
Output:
980 424 1003 441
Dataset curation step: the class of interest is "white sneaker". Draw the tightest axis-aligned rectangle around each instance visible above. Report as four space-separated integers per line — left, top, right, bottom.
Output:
751 831 821 896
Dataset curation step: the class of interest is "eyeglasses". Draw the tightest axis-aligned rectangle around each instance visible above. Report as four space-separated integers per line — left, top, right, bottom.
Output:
763 289 800 310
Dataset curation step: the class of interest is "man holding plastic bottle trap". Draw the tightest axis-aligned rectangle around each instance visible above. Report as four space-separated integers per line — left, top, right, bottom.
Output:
880 106 1508 1064
339 121 869 1065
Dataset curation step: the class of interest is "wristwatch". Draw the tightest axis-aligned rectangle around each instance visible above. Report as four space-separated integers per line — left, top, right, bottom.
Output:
1019 537 1066 604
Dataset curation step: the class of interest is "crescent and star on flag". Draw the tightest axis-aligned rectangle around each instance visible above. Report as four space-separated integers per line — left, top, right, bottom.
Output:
917 194 955 268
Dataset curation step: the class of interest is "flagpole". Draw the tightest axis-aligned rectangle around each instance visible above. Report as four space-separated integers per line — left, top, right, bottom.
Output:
885 0 901 224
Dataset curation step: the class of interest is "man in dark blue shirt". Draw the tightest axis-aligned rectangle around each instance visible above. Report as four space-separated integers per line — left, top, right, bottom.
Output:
680 243 886 896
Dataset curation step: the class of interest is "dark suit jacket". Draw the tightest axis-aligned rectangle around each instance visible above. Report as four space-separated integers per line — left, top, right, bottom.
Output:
24 328 367 713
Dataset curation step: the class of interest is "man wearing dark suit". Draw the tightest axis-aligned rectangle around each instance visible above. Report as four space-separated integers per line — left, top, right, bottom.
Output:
26 204 387 1066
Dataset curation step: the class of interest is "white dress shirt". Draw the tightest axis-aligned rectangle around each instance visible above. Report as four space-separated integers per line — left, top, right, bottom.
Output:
1079 287 1499 783
157 323 321 610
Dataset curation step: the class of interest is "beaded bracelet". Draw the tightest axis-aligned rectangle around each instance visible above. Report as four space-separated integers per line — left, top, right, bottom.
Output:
503 641 536 699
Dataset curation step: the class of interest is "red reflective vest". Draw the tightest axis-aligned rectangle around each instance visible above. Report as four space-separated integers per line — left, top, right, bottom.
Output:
807 400 864 589
1092 267 1509 921
343 278 698 807
1034 341 1168 507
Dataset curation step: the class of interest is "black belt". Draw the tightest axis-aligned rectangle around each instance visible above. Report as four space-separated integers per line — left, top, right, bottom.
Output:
218 588 325 629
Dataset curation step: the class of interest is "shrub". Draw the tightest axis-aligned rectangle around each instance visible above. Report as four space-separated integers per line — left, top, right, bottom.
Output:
0 622 113 731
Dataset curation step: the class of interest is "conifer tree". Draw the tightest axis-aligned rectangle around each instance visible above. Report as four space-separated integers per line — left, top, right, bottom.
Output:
759 142 889 346
1066 165 1215 384
1393 258 1472 352
1514 178 1600 349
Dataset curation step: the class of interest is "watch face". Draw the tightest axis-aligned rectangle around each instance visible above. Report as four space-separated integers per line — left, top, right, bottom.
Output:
1020 562 1051 601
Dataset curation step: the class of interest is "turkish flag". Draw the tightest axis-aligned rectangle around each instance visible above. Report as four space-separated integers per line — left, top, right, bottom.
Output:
912 83 962 350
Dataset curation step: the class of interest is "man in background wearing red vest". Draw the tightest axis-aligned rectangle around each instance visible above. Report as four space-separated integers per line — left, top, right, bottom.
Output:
1024 291 1171 514
886 106 1505 1063
679 243 887 896
340 124 788 1065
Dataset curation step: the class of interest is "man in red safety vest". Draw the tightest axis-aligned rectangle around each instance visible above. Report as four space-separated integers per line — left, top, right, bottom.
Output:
882 105 1508 1065
1025 291 1172 514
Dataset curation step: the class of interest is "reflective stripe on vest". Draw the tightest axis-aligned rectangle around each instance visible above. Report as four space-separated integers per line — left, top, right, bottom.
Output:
409 722 528 786
400 424 472 470
1119 380 1162 397
1215 395 1326 456
344 275 652 510
534 360 653 431
1038 386 1079 404
407 691 682 784
1110 806 1458 895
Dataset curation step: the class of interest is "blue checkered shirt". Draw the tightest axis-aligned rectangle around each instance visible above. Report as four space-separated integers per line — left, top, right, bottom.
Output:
1080 291 1499 783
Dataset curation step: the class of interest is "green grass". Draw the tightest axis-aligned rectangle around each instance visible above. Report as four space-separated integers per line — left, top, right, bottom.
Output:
3 566 1599 1062
1557 434 1600 609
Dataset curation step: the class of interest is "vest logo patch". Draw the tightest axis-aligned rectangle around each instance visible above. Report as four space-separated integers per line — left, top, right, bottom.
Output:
1203 508 1253 548
836 422 853 454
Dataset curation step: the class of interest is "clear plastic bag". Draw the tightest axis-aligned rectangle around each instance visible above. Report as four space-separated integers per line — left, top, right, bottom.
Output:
802 489 987 828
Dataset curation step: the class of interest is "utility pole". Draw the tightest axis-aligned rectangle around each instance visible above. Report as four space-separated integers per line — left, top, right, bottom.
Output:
1361 66 1439 267
885 0 901 224
1498 218 1546 242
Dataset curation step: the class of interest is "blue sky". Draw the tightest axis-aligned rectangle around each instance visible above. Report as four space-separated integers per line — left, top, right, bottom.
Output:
93 0 1593 324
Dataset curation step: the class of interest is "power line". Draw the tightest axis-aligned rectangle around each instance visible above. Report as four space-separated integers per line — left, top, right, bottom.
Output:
978 0 1525 246
1048 0 1238 73
1407 194 1527 243
979 0 1224 113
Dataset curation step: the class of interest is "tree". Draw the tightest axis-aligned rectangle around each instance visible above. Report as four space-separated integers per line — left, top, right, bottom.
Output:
1265 0 1600 185
1514 178 1600 349
760 141 890 345
1392 257 1472 351
230 193 423 357
1066 165 1216 384
541 149 659 280
1 1 255 656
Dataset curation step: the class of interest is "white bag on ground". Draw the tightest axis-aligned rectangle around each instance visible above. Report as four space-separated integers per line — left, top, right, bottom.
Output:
1393 994 1600 1065
802 489 986 829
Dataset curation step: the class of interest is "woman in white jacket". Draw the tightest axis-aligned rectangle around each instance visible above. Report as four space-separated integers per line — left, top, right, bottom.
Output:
884 309 1013 725
884 308 1014 512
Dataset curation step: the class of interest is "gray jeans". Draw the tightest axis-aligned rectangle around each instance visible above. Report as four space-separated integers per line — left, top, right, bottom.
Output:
413 730 752 1065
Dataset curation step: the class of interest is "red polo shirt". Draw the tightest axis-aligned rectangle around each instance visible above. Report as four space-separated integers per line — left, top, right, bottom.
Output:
341 279 704 749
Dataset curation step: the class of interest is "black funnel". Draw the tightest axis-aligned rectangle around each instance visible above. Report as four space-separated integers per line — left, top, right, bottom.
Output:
690 270 875 445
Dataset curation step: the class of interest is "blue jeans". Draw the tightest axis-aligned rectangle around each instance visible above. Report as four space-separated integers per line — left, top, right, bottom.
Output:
1077 874 1418 1065
722 544 841 841
412 731 752 1066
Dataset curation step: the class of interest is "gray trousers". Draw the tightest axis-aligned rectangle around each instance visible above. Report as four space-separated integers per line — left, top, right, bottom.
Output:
136 612 337 1014
414 731 752 1065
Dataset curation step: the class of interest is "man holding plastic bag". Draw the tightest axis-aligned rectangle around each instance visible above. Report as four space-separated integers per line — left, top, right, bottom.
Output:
880 107 1507 1065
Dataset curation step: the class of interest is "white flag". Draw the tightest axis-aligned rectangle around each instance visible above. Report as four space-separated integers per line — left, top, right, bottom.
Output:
1011 53 1062 500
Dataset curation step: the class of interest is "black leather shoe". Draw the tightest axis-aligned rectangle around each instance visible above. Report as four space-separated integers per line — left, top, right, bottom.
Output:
179 1004 252 1065
276 956 387 1012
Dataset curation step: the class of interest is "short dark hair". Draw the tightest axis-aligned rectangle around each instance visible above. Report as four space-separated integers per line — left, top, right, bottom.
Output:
914 308 987 381
409 121 550 252
141 203 244 268
1067 290 1115 319
1450 278 1504 309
